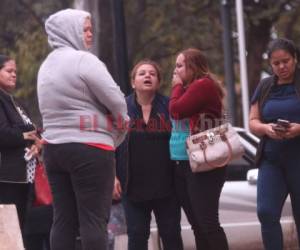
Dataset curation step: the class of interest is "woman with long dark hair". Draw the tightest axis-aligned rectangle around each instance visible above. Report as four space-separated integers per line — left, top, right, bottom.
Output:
250 38 300 250
0 54 40 231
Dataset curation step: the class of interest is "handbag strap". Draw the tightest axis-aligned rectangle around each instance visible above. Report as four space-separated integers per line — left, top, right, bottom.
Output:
201 132 233 168
191 125 228 144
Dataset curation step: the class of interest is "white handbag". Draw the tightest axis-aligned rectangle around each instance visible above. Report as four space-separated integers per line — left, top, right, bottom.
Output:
186 123 245 172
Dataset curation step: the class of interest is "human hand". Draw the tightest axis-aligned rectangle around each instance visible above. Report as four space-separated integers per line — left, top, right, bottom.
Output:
282 123 300 139
265 123 285 139
112 177 122 200
172 72 183 87
23 130 43 149
23 130 38 141
34 136 43 152
29 144 40 158
24 144 40 161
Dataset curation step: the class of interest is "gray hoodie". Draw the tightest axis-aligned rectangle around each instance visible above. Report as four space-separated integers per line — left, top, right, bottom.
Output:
37 9 129 147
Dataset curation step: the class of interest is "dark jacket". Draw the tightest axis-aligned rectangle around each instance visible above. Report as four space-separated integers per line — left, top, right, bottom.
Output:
0 89 35 183
116 93 173 199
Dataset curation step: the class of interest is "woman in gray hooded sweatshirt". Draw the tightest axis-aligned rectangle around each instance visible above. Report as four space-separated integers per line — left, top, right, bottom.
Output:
37 9 129 250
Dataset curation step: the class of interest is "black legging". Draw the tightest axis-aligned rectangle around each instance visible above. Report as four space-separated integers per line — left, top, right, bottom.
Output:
174 161 229 250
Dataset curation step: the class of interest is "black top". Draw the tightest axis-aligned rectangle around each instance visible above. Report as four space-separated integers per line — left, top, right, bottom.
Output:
116 93 174 202
0 89 34 182
128 111 173 201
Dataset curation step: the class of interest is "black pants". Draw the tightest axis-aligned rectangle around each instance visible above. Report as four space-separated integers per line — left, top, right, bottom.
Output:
24 234 50 250
122 194 183 250
0 182 29 230
24 202 53 250
174 161 229 250
43 143 115 250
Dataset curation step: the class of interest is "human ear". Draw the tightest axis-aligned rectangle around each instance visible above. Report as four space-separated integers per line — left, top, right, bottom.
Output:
131 82 135 89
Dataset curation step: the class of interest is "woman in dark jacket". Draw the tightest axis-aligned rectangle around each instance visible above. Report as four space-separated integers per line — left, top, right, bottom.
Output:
0 54 40 229
115 59 183 250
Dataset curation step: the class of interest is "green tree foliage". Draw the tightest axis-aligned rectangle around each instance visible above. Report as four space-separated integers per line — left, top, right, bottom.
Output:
123 0 300 117
124 0 223 93
242 0 300 95
2 0 300 125
0 0 73 124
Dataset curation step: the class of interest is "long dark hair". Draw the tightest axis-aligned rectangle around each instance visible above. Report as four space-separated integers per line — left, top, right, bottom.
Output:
267 38 300 63
0 55 11 69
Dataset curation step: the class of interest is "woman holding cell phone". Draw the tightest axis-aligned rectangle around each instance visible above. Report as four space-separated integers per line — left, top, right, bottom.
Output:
249 38 300 250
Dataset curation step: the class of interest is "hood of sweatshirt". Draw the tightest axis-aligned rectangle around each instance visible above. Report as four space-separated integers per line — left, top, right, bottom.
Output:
45 8 91 51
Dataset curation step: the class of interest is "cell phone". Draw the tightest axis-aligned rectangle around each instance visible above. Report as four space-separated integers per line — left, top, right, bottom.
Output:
277 119 290 128
272 119 290 132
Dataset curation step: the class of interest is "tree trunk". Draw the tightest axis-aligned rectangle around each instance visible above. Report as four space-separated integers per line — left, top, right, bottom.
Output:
98 0 116 77
246 19 272 97
283 9 300 40
125 0 147 68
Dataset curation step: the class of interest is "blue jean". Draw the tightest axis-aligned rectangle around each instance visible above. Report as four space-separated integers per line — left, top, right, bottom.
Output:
257 158 300 250
122 194 183 250
43 143 115 250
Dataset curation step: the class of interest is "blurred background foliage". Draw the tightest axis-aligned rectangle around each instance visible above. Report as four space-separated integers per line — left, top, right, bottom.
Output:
1 0 300 126
0 0 72 124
